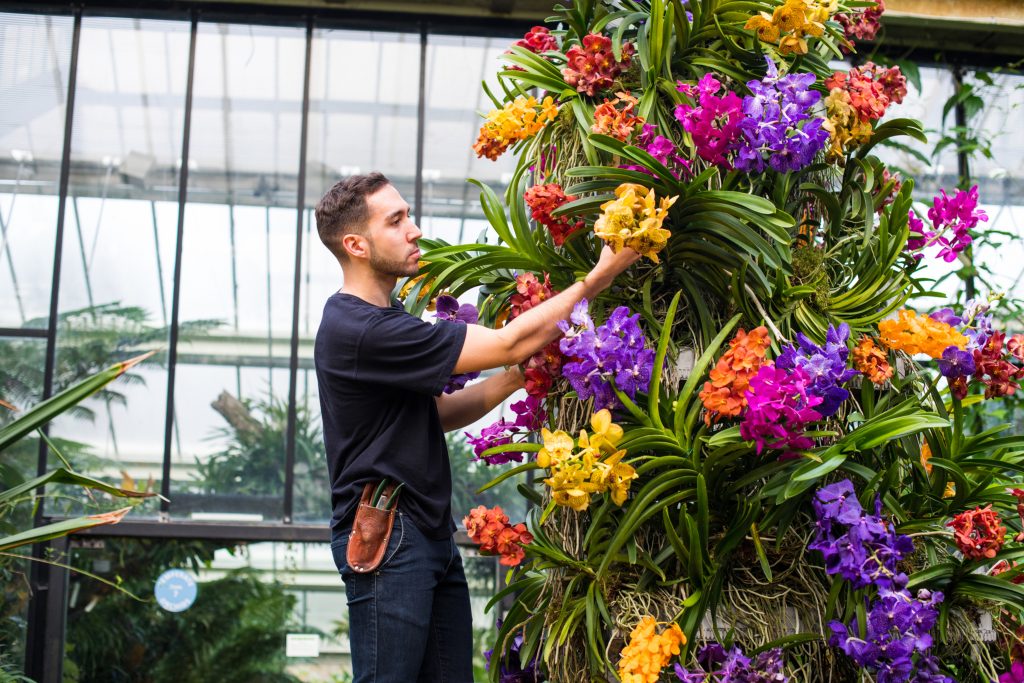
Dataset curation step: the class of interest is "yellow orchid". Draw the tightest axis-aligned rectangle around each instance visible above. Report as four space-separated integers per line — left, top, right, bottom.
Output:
745 0 834 55
537 428 574 468
538 412 634 510
604 450 638 506
588 409 624 452
544 454 603 512
594 183 677 263
772 0 805 33
743 14 780 43
778 34 809 55
473 95 558 161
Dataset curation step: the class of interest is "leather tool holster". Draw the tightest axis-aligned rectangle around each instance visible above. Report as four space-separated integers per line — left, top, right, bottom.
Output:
346 481 398 573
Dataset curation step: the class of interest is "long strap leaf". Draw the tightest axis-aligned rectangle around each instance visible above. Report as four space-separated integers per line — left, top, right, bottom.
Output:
0 466 154 505
0 352 153 454
0 507 131 552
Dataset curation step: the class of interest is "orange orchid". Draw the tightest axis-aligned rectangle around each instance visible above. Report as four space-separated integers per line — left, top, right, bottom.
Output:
878 309 968 359
851 335 893 385
618 615 686 683
699 326 772 425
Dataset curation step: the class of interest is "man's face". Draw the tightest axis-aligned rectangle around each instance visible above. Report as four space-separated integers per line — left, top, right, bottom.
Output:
362 184 422 278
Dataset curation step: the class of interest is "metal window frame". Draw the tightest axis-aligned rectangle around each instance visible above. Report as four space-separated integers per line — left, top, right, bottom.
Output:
159 11 199 516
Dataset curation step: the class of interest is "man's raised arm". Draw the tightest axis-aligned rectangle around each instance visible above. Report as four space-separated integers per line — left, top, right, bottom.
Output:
452 245 639 375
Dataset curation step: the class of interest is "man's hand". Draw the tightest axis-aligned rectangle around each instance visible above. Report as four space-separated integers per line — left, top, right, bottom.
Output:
583 246 641 294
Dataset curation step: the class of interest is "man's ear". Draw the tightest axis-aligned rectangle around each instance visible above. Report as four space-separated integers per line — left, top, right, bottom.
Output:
342 233 368 260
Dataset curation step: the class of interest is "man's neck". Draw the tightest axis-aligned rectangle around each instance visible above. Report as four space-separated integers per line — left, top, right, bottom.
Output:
339 268 396 308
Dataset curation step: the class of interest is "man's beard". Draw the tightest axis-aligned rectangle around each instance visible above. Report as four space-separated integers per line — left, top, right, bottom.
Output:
367 240 419 278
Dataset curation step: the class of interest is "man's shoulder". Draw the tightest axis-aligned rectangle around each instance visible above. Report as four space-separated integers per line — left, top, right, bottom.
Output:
316 295 422 346
321 294 388 326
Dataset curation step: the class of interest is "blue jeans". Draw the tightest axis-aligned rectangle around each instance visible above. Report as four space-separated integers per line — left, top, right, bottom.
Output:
331 512 474 683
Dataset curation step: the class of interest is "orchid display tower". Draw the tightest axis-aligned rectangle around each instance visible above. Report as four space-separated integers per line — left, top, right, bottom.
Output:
404 1 1024 681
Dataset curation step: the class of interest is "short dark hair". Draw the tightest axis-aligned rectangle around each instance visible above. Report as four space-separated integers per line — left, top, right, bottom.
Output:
314 172 392 260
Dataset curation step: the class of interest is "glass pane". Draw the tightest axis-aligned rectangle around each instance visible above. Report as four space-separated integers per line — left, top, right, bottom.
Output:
421 34 518 244
962 72 1024 183
171 22 305 521
47 17 190 520
64 538 314 680
305 29 419 208
0 334 46 479
0 555 29 676
968 73 1024 312
0 13 74 327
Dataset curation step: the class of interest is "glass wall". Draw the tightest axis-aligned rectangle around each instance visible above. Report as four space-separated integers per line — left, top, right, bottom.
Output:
969 71 1024 316
171 21 307 521
421 34 515 245
49 16 189 517
0 13 74 327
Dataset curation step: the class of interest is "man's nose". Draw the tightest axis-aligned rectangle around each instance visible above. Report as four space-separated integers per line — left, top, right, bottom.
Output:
409 223 423 241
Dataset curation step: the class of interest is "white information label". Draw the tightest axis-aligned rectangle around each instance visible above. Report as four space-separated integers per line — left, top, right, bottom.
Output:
286 633 320 658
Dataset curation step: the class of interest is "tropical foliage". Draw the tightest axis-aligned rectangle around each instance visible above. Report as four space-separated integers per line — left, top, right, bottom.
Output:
404 1 1024 681
0 354 158 679
0 354 156 552
64 538 302 683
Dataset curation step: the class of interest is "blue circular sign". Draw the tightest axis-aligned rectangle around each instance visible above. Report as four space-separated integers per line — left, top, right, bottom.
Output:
155 569 198 613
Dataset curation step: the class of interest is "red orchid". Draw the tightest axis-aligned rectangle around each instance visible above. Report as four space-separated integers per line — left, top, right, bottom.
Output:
948 505 1006 560
462 505 532 567
524 185 585 246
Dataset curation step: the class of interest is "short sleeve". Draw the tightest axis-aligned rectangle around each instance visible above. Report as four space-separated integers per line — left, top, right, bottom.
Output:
355 310 468 396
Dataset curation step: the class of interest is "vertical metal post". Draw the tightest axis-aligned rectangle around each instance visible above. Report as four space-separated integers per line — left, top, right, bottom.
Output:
25 10 81 680
413 21 427 224
40 536 70 683
284 18 314 525
160 13 198 514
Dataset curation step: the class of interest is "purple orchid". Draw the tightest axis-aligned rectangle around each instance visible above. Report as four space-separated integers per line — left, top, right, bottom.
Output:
809 478 914 590
674 642 789 682
740 365 823 457
466 394 547 465
733 56 829 174
775 323 858 417
559 301 655 411
485 619 544 682
907 185 988 262
828 588 947 683
936 346 976 379
435 295 481 393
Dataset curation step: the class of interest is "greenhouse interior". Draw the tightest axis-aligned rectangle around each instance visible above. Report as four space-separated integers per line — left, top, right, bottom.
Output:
1 0 1023 681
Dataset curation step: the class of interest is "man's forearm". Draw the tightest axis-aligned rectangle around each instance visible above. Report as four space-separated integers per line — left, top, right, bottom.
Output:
453 246 638 374
498 270 611 362
436 369 523 432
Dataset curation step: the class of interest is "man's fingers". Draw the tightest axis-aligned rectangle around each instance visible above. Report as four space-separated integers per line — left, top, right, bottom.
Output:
601 245 640 272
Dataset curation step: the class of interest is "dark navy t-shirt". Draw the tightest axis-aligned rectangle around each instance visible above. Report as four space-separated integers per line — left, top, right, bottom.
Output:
314 293 467 540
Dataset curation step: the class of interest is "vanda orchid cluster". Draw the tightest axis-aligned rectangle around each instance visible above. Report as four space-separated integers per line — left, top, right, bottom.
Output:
406 0 1024 681
813 480 950 683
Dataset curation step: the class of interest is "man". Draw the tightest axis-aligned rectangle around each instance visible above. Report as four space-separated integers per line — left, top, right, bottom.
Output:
314 172 637 682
